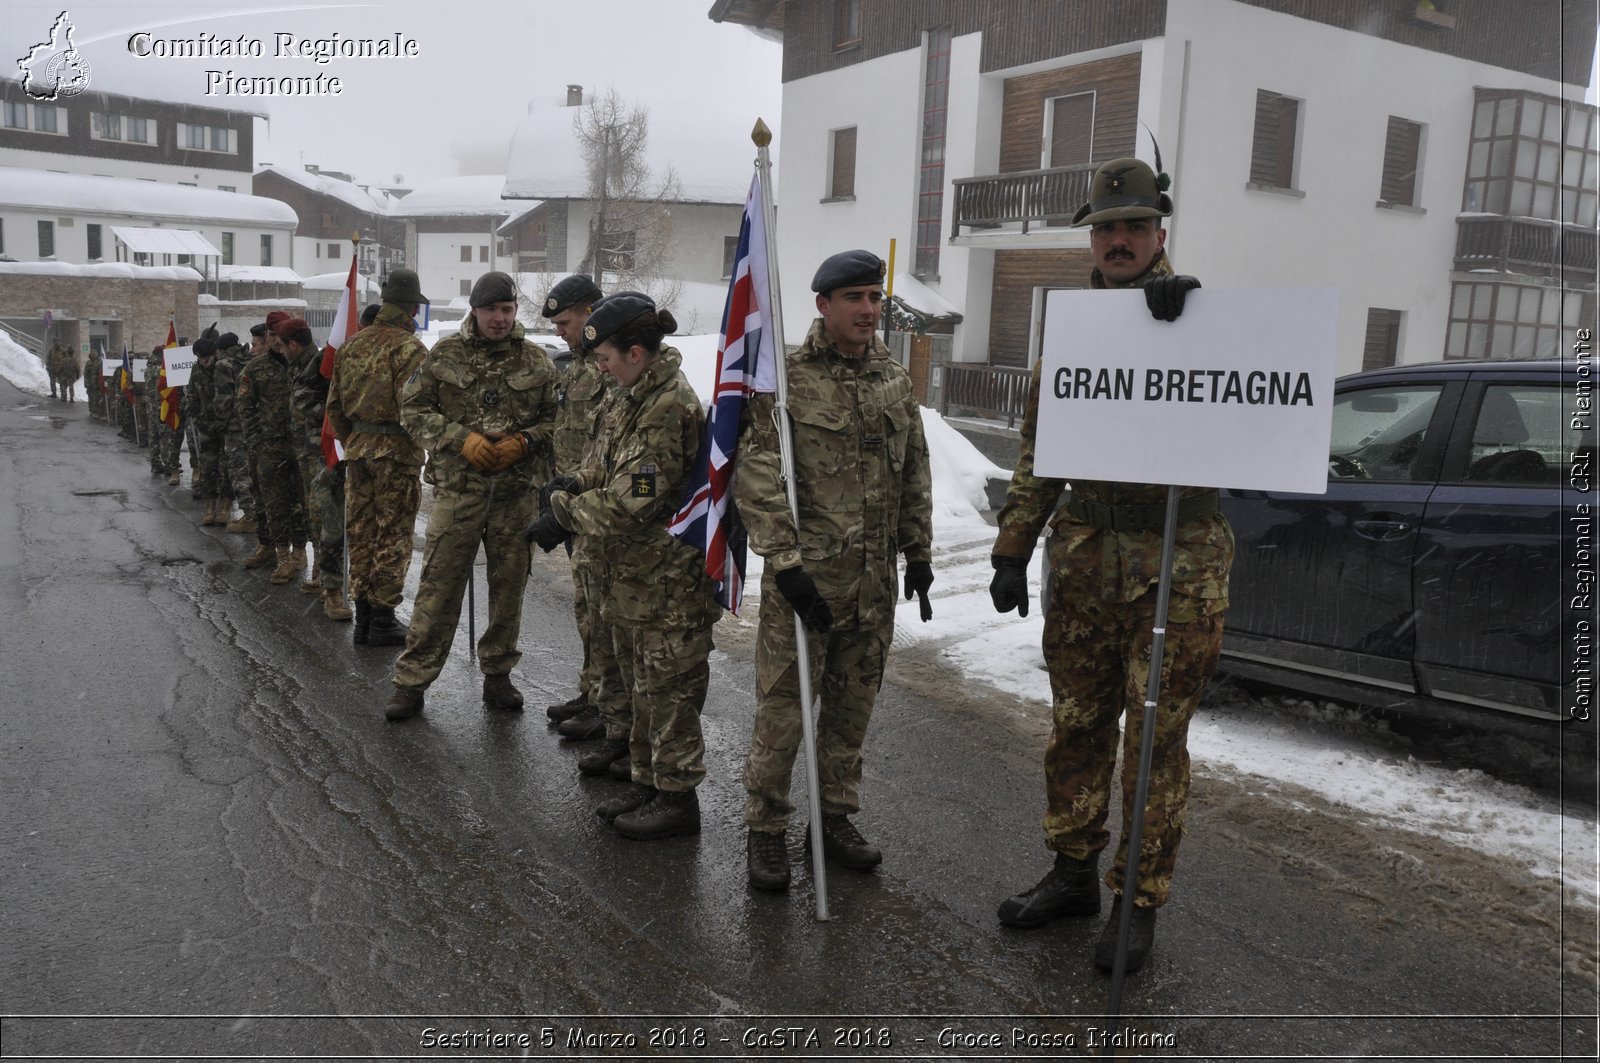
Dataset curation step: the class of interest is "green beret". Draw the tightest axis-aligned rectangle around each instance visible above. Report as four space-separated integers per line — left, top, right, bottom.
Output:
542 275 603 318
582 291 654 350
811 249 887 294
469 271 518 309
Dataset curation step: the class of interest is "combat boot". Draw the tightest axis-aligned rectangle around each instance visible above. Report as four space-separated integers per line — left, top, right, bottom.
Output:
996 852 1102 928
806 814 882 870
352 599 371 644
546 692 588 724
321 588 353 622
226 515 257 535
746 829 791 892
269 546 298 585
607 756 632 781
577 737 630 776
242 542 275 570
384 685 424 722
594 784 654 824
557 704 606 740
1092 896 1158 973
482 673 524 712
300 549 321 594
365 604 408 647
167 470 181 486
206 499 226 526
613 788 700 840
199 499 217 526
288 544 307 577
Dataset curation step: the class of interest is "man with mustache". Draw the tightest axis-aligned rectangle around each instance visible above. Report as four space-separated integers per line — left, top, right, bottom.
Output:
988 156 1231 974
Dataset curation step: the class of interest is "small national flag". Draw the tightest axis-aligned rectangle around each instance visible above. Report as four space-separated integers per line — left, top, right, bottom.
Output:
158 320 181 430
119 343 134 405
318 254 360 467
666 173 778 613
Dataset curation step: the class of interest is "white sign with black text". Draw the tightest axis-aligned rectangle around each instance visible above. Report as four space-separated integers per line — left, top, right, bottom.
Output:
162 345 196 387
101 358 119 377
1034 287 1340 494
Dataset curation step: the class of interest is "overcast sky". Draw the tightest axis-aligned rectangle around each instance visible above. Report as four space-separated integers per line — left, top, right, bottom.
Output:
2 0 784 188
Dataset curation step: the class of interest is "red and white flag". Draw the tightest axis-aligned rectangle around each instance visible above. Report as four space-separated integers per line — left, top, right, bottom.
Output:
318 256 360 467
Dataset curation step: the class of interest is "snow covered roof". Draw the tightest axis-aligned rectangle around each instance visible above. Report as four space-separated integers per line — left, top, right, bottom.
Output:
300 269 378 295
217 265 303 284
0 260 202 281
497 200 545 233
110 227 221 257
891 272 962 319
387 175 514 218
503 92 750 205
255 164 392 216
0 166 297 227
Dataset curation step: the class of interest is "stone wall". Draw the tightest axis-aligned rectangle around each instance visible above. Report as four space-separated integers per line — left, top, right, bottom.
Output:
0 265 200 355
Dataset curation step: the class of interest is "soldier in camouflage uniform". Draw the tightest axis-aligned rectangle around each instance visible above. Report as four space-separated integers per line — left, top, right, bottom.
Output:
119 353 146 442
48 344 79 402
185 336 233 526
733 250 935 892
385 272 559 721
84 350 103 418
327 276 430 641
989 157 1224 974
282 320 350 617
526 293 718 839
540 275 618 751
238 317 309 583
145 346 184 483
217 328 265 545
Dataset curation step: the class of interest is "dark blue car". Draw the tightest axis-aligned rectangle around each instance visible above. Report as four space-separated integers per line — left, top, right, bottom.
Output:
1218 358 1595 755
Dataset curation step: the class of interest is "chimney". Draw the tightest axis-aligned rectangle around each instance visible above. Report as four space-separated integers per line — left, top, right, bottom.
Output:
565 84 583 107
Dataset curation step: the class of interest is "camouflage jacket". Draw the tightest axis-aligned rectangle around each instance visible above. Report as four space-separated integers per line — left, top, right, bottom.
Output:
326 303 428 465
185 357 226 441
287 344 324 456
992 251 1234 614
552 347 612 476
552 347 717 626
211 343 249 434
237 350 296 448
733 320 933 628
50 346 79 381
401 315 559 489
82 354 100 390
144 354 165 407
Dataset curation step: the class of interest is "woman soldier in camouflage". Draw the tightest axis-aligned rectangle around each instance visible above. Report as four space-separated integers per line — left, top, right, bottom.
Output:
525 293 719 841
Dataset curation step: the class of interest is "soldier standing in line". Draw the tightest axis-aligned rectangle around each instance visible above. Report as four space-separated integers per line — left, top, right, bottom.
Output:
145 345 183 485
83 348 103 419
121 348 146 443
384 271 559 721
218 327 266 551
525 293 718 839
238 316 309 585
540 275 618 751
49 343 80 403
284 319 350 618
988 156 1223 973
185 335 232 527
733 250 935 892
326 276 430 645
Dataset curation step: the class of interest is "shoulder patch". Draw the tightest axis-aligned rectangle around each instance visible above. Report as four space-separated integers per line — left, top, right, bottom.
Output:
630 463 658 498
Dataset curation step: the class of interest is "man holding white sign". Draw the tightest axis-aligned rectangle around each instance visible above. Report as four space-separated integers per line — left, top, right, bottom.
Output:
989 156 1230 974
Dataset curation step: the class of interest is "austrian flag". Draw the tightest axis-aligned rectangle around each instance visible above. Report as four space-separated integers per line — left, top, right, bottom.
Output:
318 253 360 467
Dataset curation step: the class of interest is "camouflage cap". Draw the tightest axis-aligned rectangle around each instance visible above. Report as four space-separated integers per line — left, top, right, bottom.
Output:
381 268 428 306
1072 158 1173 227
811 249 886 294
542 274 603 318
469 271 517 309
582 291 653 350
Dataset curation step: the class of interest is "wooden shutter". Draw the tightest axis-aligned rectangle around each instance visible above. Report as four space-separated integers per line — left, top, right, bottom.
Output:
831 127 857 198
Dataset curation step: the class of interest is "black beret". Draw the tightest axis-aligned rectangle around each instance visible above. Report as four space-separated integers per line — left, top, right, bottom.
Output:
469 271 518 309
582 291 654 350
193 336 217 357
542 274 603 318
811 249 887 294
360 303 381 326
217 332 238 349
249 323 269 337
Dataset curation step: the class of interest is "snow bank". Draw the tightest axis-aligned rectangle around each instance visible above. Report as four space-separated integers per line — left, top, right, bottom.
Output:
0 329 52 396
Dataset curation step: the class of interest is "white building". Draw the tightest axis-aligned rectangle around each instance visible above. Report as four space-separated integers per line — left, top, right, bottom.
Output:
388 175 518 310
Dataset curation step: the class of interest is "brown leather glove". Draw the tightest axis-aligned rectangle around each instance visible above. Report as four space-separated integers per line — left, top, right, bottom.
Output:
494 433 528 467
462 431 501 470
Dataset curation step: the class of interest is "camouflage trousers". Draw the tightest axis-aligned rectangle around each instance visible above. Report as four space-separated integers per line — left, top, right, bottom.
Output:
310 462 347 591
744 575 893 832
1040 571 1226 909
392 473 535 690
572 536 626 736
613 617 713 792
223 429 258 528
297 451 324 547
87 385 105 418
345 458 420 609
118 394 144 440
149 422 182 474
251 440 308 548
197 435 231 501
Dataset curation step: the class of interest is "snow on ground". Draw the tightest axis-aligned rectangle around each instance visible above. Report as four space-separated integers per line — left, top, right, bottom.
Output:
0 328 52 396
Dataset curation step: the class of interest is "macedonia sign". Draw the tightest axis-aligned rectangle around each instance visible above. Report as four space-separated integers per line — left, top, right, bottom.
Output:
1034 287 1339 494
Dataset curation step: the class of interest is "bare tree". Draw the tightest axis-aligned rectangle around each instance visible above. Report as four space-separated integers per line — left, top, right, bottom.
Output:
571 86 682 308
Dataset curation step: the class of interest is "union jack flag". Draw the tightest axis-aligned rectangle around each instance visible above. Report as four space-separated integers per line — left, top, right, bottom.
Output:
667 173 778 613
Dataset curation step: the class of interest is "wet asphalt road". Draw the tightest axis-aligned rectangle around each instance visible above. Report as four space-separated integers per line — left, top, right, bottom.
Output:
0 379 1593 1061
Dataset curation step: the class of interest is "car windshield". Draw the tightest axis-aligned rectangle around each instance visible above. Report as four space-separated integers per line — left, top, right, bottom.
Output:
1329 386 1442 480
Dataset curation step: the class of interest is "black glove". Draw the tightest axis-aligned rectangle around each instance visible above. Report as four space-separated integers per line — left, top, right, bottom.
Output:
523 511 570 553
989 555 1030 617
1144 274 1201 322
903 560 934 622
539 473 581 514
774 566 833 634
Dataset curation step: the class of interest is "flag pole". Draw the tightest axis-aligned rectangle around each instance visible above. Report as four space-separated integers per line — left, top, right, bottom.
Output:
753 118 830 922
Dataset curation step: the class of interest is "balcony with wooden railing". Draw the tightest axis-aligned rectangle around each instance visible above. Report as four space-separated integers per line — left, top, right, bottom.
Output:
950 164 1096 239
938 362 1032 429
1455 215 1597 284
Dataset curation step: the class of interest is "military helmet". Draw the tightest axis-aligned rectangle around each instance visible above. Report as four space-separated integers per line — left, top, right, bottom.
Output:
1071 158 1173 227
381 268 428 306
